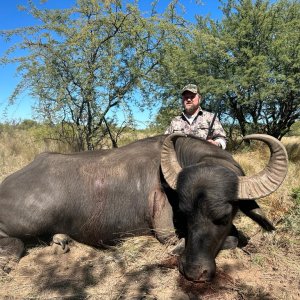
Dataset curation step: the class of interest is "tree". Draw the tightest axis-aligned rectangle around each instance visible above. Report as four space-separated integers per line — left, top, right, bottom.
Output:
0 0 182 150
217 0 300 139
154 0 300 140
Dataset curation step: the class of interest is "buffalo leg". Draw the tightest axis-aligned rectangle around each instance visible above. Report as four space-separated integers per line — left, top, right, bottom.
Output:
151 188 178 244
169 238 185 255
0 237 24 273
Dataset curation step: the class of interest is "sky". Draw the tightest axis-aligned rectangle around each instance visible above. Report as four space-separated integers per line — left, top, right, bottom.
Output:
0 0 223 126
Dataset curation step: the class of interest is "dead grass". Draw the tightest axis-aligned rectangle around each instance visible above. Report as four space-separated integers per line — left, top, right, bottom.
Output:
1 235 299 299
234 137 300 223
282 136 300 163
0 129 71 180
0 129 299 299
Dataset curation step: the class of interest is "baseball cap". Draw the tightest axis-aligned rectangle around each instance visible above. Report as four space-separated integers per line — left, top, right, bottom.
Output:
181 84 198 95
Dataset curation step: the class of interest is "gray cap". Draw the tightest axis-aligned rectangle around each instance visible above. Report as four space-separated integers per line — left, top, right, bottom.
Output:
181 84 198 95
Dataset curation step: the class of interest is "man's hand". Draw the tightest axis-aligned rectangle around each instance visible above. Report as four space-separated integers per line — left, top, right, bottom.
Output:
207 139 221 147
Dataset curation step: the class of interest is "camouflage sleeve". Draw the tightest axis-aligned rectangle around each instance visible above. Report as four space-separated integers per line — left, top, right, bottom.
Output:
211 116 227 148
164 118 177 134
164 125 172 135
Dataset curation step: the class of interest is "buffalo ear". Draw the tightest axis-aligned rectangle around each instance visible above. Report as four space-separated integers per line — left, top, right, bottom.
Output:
239 200 275 231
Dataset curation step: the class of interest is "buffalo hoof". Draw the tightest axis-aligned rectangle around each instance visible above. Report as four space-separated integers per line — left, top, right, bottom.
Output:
237 230 250 248
0 257 16 274
227 225 250 249
169 238 185 256
0 237 24 273
221 228 250 250
51 234 72 254
221 236 239 250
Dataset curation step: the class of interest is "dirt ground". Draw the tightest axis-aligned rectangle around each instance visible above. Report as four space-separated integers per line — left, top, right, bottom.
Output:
0 227 299 300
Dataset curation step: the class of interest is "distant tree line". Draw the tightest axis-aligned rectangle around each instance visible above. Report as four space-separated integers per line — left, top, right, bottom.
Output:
1 0 299 150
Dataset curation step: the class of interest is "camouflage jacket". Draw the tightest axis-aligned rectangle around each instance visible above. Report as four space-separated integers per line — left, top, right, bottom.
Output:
165 110 227 149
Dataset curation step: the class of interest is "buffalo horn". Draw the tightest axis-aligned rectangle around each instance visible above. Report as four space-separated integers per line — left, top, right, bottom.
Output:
161 133 288 200
237 134 288 199
161 133 184 189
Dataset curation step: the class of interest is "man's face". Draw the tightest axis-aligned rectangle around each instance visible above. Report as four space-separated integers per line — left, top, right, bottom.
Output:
182 92 200 115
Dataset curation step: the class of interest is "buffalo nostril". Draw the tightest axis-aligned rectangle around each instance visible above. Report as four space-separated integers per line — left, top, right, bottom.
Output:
202 269 209 278
201 269 214 282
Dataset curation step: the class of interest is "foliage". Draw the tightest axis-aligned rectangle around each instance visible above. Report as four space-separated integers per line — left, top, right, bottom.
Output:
2 0 300 144
0 0 185 150
154 0 300 140
287 120 300 136
291 187 300 203
14 119 39 130
219 0 300 139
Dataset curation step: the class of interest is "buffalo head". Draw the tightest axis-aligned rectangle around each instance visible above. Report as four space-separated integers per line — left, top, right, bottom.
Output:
161 133 288 282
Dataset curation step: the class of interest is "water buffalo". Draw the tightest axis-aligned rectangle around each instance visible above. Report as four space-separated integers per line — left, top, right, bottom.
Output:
0 133 288 282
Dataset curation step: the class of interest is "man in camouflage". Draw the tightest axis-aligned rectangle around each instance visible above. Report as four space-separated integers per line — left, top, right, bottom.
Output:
165 84 227 149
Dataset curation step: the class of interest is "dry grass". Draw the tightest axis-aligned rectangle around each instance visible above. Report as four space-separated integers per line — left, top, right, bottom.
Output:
0 129 299 299
0 129 71 180
234 136 300 221
282 136 300 163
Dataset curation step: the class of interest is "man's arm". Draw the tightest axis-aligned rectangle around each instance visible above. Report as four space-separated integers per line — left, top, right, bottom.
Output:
165 126 172 135
210 116 227 149
164 118 180 135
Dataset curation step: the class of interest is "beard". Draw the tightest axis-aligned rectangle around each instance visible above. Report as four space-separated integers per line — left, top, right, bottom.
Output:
184 103 199 115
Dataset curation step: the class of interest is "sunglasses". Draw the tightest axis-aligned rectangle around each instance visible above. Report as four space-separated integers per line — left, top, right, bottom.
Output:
182 94 197 101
